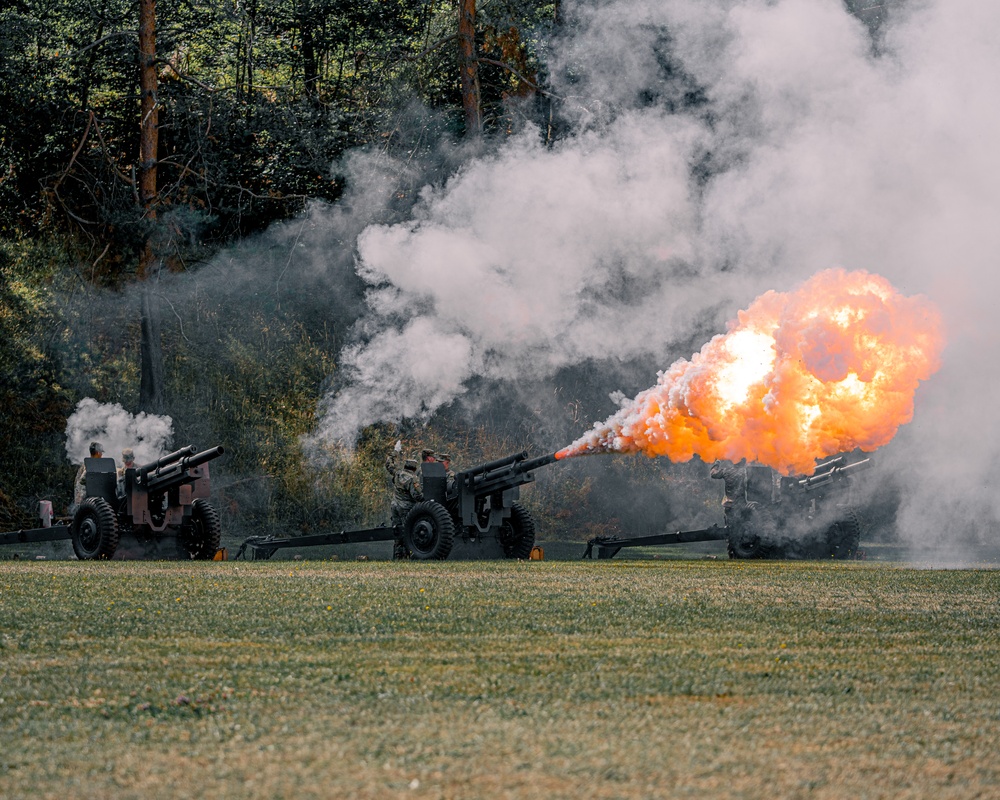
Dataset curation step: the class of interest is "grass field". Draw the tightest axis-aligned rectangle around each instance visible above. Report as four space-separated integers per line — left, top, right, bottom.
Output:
1 559 998 799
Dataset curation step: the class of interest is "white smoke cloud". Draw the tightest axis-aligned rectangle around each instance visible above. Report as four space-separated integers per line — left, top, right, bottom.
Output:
680 0 1000 549
314 0 1000 550
65 398 174 468
316 111 723 444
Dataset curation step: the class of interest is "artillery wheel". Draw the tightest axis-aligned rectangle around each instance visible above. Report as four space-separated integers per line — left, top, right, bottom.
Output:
825 508 862 560
72 497 120 560
498 502 536 559
726 502 779 560
404 501 454 560
179 499 222 560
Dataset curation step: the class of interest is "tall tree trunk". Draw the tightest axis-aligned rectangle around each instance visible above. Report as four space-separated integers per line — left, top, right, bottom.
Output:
301 10 319 101
139 285 165 414
457 0 481 135
246 1 257 107
138 0 158 236
138 0 165 413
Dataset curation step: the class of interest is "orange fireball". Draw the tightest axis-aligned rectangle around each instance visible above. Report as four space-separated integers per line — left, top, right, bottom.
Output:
558 269 944 475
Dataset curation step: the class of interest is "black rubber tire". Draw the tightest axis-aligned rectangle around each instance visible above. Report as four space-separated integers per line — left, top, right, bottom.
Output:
404 501 455 560
72 497 120 560
499 502 536 559
179 499 222 560
826 508 862 560
727 503 778 559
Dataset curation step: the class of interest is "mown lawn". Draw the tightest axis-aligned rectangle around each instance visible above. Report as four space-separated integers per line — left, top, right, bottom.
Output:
1 559 998 799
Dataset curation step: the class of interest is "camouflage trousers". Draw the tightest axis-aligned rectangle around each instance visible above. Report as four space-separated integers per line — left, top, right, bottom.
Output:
391 501 414 528
390 501 413 560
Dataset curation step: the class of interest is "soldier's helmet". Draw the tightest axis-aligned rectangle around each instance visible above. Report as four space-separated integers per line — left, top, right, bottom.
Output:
420 448 436 461
403 459 418 472
89 441 104 456
122 447 135 464
437 453 451 464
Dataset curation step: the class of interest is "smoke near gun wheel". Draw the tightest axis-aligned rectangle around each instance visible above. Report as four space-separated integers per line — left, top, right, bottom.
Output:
555 269 944 476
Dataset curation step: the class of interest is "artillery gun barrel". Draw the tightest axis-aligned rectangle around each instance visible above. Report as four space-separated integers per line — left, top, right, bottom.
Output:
467 451 528 477
138 445 197 480
518 453 558 473
141 445 225 491
813 455 846 475
465 451 530 487
467 451 558 492
798 457 870 490
180 445 225 470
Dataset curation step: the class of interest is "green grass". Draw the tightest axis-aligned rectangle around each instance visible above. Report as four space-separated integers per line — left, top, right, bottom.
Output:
1 560 998 799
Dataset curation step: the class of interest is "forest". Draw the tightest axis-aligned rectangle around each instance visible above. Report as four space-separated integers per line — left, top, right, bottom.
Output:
1 0 896 542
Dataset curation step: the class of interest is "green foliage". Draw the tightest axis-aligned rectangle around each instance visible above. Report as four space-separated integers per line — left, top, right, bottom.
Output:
0 0 593 534
297 423 400 533
163 298 342 537
1 0 559 251
0 241 75 518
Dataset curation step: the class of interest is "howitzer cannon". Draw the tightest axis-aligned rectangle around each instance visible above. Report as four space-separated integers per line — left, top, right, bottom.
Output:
407 451 558 560
237 450 559 561
71 445 225 560
731 455 870 560
584 454 872 560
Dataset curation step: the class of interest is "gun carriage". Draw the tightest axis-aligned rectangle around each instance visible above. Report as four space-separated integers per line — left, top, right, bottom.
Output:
237 450 558 561
1 445 225 560
584 455 871 560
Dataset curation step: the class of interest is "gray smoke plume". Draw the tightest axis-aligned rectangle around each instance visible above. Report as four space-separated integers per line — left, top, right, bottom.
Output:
65 398 174 468
309 0 1000 555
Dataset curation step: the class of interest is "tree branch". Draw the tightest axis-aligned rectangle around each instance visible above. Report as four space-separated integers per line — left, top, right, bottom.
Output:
477 58 562 100
397 34 458 62
155 59 232 94
219 184 310 202
91 242 111 271
70 30 138 58
155 290 192 344
51 111 95 193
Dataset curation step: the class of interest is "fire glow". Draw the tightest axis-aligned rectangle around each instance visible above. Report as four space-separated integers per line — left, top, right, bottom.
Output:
555 269 945 475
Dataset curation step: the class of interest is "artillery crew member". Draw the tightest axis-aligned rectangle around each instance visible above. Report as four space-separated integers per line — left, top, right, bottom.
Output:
117 447 135 479
384 440 403 488
117 447 136 497
710 458 748 525
437 453 456 492
391 460 423 522
391 459 423 559
72 441 104 512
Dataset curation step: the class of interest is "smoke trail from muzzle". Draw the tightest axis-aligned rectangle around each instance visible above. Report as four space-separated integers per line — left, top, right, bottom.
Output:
556 269 945 475
312 115 714 447
307 0 1000 550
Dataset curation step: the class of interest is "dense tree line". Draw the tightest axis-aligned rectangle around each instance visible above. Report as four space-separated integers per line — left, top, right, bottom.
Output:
0 1 892 542
2 1 555 247
0 0 582 534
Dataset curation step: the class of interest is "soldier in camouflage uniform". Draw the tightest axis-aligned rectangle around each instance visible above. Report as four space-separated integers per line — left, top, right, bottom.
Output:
391 459 423 559
436 453 456 493
436 452 459 517
116 447 136 498
385 440 403 489
710 458 748 526
72 441 104 513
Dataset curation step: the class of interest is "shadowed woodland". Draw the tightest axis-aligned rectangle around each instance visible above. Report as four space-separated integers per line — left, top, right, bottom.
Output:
0 1 896 544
